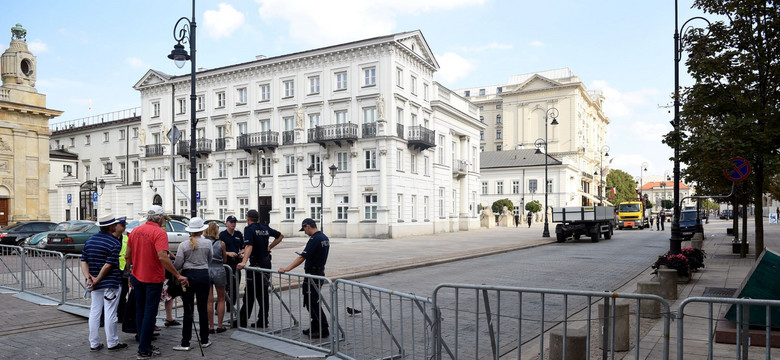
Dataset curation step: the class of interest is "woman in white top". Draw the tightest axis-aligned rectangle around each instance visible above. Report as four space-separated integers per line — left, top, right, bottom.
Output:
173 217 213 351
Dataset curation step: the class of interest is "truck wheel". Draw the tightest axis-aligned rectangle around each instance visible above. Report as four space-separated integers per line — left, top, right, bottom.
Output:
574 234 581 240
556 232 566 243
604 229 612 240
618 226 623 230
591 233 599 242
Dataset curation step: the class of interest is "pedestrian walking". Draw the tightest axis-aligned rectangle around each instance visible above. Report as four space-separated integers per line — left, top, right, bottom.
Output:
649 213 654 230
279 218 330 339
656 213 661 230
238 210 284 328
526 212 532 228
514 213 520 227
173 217 213 351
204 222 227 334
660 211 666 230
126 206 189 359
80 214 127 352
219 215 243 316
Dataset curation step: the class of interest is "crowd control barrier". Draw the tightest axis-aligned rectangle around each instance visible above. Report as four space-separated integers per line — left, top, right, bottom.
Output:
0 245 23 291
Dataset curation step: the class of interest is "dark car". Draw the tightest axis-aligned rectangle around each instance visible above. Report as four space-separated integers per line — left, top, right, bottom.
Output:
44 223 101 253
0 221 58 246
679 210 701 240
719 209 733 219
24 220 95 249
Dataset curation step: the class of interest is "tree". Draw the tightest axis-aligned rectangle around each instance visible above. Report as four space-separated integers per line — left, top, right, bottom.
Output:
675 0 780 258
525 200 542 213
491 199 514 214
606 169 638 204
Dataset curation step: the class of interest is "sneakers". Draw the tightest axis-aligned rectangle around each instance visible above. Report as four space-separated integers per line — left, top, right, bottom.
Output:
90 343 104 352
108 343 128 351
201 341 212 348
164 319 181 327
172 345 191 351
216 327 227 333
136 348 161 359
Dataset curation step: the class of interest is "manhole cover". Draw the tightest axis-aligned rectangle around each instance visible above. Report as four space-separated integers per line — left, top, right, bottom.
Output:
702 287 737 298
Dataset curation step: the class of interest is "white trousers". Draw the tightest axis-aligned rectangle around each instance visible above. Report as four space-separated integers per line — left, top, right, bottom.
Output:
89 287 120 348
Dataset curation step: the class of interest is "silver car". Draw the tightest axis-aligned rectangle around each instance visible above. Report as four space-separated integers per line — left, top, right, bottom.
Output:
126 219 189 252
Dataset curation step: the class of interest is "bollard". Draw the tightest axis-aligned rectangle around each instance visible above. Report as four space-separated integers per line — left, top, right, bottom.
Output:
598 300 630 351
691 238 703 250
550 327 587 360
657 269 678 300
636 281 662 319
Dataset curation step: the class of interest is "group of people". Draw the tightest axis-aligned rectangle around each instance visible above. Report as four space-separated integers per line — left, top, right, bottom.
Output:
649 211 667 230
79 205 331 359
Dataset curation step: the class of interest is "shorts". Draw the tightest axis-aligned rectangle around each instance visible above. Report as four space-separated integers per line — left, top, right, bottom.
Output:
208 265 227 287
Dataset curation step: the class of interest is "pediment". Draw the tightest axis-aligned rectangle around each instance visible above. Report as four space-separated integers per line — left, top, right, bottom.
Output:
516 75 560 92
394 31 439 70
133 70 172 90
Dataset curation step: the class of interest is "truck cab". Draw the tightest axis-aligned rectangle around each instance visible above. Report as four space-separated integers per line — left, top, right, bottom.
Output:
617 201 649 229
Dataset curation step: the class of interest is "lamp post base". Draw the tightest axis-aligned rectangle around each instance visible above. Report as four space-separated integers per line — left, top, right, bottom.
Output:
543 222 551 237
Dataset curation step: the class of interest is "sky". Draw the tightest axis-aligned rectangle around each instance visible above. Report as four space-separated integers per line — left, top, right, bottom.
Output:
0 0 713 182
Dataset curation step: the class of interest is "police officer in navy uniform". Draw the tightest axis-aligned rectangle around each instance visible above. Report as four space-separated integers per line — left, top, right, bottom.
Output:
279 218 330 338
219 215 243 315
237 210 284 328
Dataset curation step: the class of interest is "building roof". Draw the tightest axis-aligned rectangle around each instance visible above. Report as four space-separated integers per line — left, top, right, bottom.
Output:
480 149 562 169
642 181 690 190
50 148 79 160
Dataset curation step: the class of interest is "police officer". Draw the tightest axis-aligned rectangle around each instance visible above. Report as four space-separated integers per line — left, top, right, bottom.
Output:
279 218 330 338
219 215 243 315
237 210 284 328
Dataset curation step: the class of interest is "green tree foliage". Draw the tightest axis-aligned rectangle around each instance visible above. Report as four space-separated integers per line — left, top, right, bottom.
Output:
661 199 674 210
525 200 542 213
672 0 780 258
491 199 514 214
606 169 638 204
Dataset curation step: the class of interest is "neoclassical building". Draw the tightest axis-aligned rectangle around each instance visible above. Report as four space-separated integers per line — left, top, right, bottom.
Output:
124 30 483 238
459 68 610 207
0 24 62 226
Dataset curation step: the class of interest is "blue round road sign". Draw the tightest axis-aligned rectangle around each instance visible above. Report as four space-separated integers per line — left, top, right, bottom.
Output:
724 157 751 182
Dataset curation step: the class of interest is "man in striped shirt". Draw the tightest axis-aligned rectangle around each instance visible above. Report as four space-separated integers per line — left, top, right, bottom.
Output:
80 214 127 352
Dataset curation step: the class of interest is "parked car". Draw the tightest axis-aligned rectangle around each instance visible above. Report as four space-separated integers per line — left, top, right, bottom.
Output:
168 215 190 225
24 220 95 249
44 223 101 253
663 209 674 222
126 219 189 252
678 210 701 240
0 221 58 246
204 219 227 233
720 209 733 220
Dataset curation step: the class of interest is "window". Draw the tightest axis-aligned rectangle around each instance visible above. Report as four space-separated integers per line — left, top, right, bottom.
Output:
85 135 91 145
363 67 376 86
119 129 126 140
396 108 403 125
397 194 404 221
424 156 430 176
512 180 520 194
132 161 139 182
496 129 502 139
239 198 249 220
218 198 228 220
335 71 348 91
217 160 226 177
411 114 417 126
480 116 484 123
260 157 271 176
197 95 205 111
119 162 126 183
178 98 186 114
260 119 270 132
496 104 502 109
496 181 504 195
153 133 160 144
396 67 403 88
439 187 445 217
152 102 160 117
480 130 484 140
410 154 417 173
103 132 109 142
423 196 429 220
337 196 349 220
85 165 91 180
496 144 502 151
284 116 295 131
259 84 270 101
309 114 320 128
337 152 348 171
238 159 248 177
529 179 538 193
178 164 187 180
411 195 417 220
285 155 296 174
396 149 403 171
335 110 348 124
283 80 294 98
364 194 378 220
132 128 138 138
482 182 488 195
216 125 226 140
179 199 189 216
363 107 376 123
238 122 248 135
423 83 429 101
496 114 502 124
284 197 296 220
196 128 205 139
216 92 226 108
410 76 417 95
464 90 470 97
309 196 322 220
197 163 207 179
198 199 208 218
309 154 321 173
479 88 485 96
438 135 445 164
547 179 553 193
365 150 376 169
309 76 320 94
480 145 484 152
497 87 503 94
237 87 247 104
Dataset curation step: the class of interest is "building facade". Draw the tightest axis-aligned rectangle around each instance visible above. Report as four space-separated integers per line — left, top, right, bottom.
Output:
0 24 62 226
128 30 481 238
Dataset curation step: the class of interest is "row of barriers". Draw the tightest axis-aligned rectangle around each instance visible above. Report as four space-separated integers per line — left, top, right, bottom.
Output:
3 244 780 359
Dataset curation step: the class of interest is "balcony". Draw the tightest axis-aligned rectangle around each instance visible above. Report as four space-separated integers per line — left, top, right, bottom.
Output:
176 138 213 159
282 130 295 145
237 131 279 153
215 137 227 151
307 123 359 147
396 124 404 138
145 144 164 157
453 159 468 178
406 125 435 151
362 123 377 138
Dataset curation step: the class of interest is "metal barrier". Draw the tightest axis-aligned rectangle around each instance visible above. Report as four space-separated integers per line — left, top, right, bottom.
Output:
333 279 437 360
677 296 780 360
62 253 90 308
432 283 671 360
238 266 335 355
20 248 66 304
0 244 23 291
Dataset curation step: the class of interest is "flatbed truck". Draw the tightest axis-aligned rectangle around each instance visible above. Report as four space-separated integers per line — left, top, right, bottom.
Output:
551 206 616 243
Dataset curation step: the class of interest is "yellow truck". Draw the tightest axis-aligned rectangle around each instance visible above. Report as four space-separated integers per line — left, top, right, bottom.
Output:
617 201 649 230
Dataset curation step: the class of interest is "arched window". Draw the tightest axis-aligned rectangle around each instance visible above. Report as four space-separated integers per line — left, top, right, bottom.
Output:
153 194 163 206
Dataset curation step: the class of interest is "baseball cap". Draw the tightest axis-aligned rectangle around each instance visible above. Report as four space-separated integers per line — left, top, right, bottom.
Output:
246 210 259 219
225 215 237 223
299 218 317 231
117 216 128 226
147 205 165 216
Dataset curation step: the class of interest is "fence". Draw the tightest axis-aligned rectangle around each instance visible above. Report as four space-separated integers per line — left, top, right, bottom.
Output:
0 245 23 291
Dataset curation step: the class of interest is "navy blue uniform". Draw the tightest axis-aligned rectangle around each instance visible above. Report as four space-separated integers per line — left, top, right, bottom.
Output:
301 231 330 335
239 223 281 327
219 229 243 310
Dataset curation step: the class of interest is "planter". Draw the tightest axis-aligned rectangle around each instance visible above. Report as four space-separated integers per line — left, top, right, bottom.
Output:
677 266 691 284
732 242 749 254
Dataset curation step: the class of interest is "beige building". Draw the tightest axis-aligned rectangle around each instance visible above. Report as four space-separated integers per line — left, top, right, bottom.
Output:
0 24 62 226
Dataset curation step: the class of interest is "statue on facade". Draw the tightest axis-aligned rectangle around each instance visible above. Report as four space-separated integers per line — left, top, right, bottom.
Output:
139 128 146 146
161 124 170 144
225 114 232 136
295 105 304 129
377 94 385 120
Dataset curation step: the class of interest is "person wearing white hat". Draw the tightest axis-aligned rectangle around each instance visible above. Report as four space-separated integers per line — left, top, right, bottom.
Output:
172 217 213 351
80 213 126 352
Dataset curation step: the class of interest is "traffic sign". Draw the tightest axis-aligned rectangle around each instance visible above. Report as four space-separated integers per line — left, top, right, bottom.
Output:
724 157 751 182
167 126 181 144
67 194 72 204
196 191 201 203
92 191 98 203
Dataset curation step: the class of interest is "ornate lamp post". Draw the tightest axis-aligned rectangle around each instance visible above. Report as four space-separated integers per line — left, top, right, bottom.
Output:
168 0 198 218
308 161 338 232
639 162 648 201
535 107 559 237
597 146 610 205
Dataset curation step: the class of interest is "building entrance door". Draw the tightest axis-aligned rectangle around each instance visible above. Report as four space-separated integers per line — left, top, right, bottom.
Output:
0 198 8 226
258 196 272 225
79 181 98 220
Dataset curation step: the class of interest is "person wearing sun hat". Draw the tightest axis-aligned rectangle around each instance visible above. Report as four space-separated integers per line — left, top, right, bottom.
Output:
80 213 127 352
172 217 213 351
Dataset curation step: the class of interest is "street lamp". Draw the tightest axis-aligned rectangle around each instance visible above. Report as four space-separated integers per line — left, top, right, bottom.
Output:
597 145 610 205
535 107 559 238
673 0 709 254
308 162 338 232
639 162 648 201
168 0 198 218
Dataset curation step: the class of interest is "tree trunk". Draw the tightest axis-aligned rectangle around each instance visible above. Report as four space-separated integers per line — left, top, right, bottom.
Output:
732 197 739 241
754 160 765 260
741 202 748 258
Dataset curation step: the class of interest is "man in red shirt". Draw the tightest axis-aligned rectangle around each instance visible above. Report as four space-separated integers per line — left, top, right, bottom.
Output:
126 206 188 359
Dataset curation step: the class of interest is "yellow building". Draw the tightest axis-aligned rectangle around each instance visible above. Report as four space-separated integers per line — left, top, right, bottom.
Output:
0 24 62 225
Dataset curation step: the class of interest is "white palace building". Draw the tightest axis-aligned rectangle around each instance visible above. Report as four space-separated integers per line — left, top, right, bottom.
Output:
49 31 484 238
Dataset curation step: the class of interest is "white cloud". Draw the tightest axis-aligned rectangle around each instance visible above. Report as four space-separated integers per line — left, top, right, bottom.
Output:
589 80 659 119
435 52 475 84
204 3 246 39
256 0 485 46
125 57 149 69
530 40 545 47
458 42 513 53
28 40 48 53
